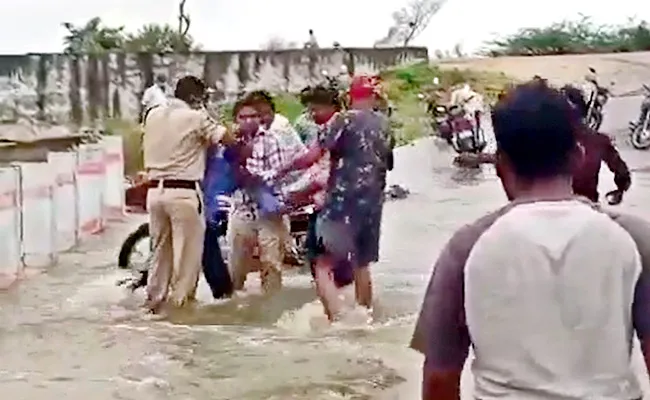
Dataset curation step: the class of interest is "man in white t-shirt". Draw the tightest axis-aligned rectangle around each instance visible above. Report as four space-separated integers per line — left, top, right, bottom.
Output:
141 74 169 118
411 80 650 400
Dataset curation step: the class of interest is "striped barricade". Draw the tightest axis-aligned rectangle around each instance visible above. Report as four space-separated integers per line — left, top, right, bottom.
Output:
0 166 22 288
76 144 106 237
48 151 78 252
101 136 126 220
16 162 57 268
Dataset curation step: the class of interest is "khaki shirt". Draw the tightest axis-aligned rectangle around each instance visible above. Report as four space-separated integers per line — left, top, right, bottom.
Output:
143 98 227 181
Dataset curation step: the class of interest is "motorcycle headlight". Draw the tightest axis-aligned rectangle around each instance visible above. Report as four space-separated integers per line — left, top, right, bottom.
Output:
436 106 446 112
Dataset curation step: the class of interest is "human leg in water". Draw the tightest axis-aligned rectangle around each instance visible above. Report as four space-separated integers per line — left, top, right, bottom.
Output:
352 207 383 309
257 215 284 293
313 217 357 320
227 211 258 291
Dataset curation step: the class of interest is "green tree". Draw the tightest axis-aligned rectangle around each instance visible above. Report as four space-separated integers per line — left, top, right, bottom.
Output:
62 17 125 54
485 16 650 56
125 24 196 53
61 1 196 54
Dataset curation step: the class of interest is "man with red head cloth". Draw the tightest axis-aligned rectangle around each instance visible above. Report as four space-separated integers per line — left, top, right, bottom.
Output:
277 75 392 320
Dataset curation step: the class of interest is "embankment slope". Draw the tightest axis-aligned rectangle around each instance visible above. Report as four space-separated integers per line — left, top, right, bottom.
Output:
438 52 650 92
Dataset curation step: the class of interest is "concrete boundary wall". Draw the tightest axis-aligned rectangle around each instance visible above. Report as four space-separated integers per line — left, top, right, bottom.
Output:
0 47 428 125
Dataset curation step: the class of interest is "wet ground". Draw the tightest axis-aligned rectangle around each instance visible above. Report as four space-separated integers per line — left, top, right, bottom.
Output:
2 95 650 399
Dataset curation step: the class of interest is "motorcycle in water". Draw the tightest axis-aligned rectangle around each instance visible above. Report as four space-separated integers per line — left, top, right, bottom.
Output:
448 105 486 154
629 84 650 150
116 177 312 290
584 67 612 131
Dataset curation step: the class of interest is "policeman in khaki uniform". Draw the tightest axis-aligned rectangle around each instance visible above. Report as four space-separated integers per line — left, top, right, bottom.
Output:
142 75 236 312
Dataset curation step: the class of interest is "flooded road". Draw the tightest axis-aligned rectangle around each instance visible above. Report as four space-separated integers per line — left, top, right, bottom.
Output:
2 95 650 399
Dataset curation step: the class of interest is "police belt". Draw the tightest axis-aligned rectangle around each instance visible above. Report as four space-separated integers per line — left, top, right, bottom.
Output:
148 179 199 190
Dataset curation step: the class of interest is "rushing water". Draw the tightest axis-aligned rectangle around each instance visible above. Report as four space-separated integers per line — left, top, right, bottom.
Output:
2 96 650 399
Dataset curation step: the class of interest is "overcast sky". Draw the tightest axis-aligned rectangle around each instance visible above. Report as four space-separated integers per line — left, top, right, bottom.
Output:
1 0 648 54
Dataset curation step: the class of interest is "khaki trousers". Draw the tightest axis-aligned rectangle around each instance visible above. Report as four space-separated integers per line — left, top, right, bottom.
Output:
146 186 205 309
282 215 295 255
228 211 284 293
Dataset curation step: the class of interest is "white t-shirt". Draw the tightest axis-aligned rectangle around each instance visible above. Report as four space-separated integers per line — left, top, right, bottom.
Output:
141 84 168 110
465 200 643 399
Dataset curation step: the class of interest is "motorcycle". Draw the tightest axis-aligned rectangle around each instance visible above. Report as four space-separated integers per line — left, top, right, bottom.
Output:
584 67 611 131
117 177 312 290
437 100 486 154
629 84 650 150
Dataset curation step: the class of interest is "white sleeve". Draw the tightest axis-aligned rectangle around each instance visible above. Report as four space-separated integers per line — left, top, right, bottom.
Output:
141 88 152 106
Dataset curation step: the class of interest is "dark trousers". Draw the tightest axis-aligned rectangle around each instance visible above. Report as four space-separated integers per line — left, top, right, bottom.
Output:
202 222 233 299
305 211 320 278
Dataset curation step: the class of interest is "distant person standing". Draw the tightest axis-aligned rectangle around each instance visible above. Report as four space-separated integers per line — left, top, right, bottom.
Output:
141 74 169 120
305 29 319 49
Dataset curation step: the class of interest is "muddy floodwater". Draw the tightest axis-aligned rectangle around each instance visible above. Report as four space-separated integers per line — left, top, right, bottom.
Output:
2 96 650 399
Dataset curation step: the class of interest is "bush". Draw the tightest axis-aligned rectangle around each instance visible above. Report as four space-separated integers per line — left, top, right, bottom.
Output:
485 17 650 56
109 63 513 172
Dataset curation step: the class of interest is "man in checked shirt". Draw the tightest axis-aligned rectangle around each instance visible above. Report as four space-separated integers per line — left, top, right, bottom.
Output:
249 90 306 263
227 92 287 293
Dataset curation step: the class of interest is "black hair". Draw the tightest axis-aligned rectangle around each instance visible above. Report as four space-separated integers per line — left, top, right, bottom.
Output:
174 75 206 103
491 80 579 180
155 74 166 84
246 90 275 112
560 84 588 119
232 92 261 118
299 86 313 106
301 84 341 109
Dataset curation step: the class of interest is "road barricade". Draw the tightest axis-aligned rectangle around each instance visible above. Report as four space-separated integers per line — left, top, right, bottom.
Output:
48 151 78 252
102 136 125 220
16 162 57 268
0 166 22 288
76 144 106 237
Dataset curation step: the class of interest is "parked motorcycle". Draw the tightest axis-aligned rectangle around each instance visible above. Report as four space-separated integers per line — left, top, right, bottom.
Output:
630 84 650 150
584 67 611 131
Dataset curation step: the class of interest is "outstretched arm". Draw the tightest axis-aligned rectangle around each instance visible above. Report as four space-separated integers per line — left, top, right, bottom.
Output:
602 136 631 193
280 112 347 176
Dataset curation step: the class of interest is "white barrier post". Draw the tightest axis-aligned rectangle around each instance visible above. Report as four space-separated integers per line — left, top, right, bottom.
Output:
0 166 22 288
16 162 57 268
48 151 79 252
101 136 125 220
76 144 106 237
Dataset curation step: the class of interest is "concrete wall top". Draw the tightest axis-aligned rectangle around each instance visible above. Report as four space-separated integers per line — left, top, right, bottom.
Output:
0 46 428 129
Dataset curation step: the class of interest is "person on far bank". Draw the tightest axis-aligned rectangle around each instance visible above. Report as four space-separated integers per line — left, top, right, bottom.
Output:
411 81 650 400
141 74 169 121
142 75 237 314
277 75 391 320
455 83 630 204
